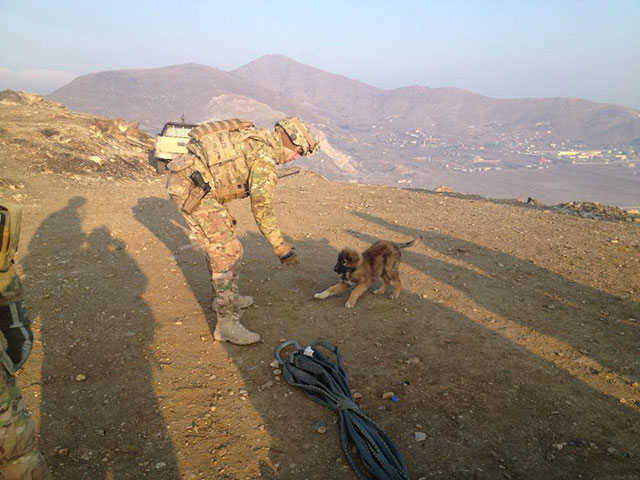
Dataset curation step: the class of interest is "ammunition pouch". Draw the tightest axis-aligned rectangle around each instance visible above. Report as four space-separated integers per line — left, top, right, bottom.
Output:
210 156 250 203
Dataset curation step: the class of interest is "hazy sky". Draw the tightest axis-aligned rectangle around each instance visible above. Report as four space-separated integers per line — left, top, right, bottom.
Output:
1 0 639 108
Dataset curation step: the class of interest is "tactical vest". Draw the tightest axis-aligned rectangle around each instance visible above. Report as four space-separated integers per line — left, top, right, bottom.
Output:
188 119 256 203
0 204 23 304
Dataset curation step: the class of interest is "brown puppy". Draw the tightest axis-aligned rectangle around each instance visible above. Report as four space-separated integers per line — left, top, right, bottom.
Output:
314 237 421 308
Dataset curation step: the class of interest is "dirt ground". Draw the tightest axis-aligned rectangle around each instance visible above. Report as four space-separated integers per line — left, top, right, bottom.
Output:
0 166 638 480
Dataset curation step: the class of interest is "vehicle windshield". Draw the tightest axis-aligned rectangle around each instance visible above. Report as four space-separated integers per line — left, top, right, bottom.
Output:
163 124 193 138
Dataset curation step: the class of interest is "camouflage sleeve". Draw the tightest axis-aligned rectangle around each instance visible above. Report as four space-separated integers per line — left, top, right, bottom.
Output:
248 147 283 250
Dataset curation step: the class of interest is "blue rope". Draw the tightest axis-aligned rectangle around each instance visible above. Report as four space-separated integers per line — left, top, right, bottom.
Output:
275 339 411 480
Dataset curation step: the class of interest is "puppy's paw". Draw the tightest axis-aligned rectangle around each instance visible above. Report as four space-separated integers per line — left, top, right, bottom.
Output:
389 293 399 300
345 300 355 308
373 287 386 295
314 291 328 300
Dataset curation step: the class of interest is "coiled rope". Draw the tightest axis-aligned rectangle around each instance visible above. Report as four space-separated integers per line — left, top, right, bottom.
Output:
275 339 411 480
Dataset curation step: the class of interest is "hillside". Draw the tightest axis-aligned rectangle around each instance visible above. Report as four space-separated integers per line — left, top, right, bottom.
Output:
0 89 153 179
237 57 640 146
45 56 640 208
46 63 321 133
1 93 639 479
232 54 384 121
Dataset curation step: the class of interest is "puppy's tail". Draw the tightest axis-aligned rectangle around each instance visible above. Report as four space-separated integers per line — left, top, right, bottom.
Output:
396 236 422 249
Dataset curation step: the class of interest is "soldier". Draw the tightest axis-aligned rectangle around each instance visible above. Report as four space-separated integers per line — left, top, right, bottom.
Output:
0 204 51 479
166 117 319 345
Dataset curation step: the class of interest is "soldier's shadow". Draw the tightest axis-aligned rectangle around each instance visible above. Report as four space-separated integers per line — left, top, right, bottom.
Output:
22 196 179 479
132 197 218 335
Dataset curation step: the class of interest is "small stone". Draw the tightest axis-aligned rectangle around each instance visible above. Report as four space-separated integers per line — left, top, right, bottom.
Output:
94 429 106 437
607 447 617 454
317 426 327 434
270 360 280 368
75 374 87 382
260 381 274 390
55 446 69 456
88 155 103 165
239 389 249 396
352 392 362 400
155 462 166 469
382 391 395 399
406 357 420 365
80 453 90 461
273 369 282 376
552 443 565 450
414 432 427 442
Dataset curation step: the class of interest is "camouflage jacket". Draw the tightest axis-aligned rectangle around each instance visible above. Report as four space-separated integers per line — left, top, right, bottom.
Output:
191 127 286 250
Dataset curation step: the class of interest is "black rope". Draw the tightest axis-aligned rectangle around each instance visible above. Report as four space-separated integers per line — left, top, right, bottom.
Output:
275 339 411 480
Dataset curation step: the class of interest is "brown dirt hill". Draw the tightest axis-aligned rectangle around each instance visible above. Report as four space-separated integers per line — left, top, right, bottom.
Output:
46 64 322 133
233 55 640 146
1 98 639 480
0 90 154 181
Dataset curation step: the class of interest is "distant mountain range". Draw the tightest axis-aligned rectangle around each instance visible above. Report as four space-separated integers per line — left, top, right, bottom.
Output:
47 54 640 184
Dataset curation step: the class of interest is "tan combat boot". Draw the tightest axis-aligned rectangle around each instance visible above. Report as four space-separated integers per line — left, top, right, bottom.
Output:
213 315 261 345
212 271 260 345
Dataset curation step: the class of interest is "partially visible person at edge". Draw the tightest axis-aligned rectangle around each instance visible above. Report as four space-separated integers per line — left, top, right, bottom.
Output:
166 117 319 345
0 204 51 479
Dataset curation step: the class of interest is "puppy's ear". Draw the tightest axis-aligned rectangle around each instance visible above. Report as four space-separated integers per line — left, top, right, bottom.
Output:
344 249 360 266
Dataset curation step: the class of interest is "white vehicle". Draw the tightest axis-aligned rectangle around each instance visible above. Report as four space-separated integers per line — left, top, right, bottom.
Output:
154 122 196 173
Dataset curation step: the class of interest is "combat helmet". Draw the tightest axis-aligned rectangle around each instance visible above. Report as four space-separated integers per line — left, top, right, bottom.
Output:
275 117 320 155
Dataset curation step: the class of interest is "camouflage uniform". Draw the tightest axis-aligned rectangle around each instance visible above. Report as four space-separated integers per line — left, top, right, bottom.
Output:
166 118 318 345
0 205 50 479
0 356 50 480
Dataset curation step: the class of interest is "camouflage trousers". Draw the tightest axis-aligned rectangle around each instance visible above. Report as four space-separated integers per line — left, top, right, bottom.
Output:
167 169 244 320
0 364 50 480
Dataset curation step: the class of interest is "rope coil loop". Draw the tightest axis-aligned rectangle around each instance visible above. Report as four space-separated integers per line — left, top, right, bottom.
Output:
275 339 411 480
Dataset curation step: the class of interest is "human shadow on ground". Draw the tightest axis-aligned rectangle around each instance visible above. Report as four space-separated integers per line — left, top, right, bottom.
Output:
132 197 216 335
21 196 179 480
133 196 639 479
350 211 640 386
